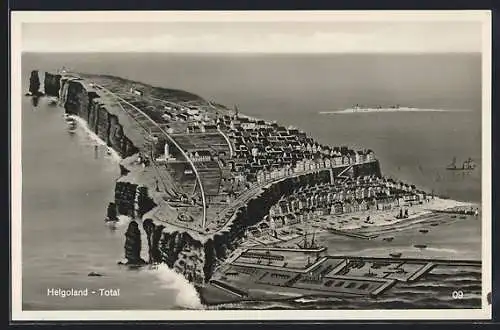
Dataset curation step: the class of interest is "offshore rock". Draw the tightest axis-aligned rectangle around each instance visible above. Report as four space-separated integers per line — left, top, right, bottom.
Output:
44 72 62 97
28 70 41 96
124 220 146 265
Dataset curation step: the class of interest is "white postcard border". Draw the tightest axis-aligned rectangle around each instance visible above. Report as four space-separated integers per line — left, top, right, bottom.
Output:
10 10 492 321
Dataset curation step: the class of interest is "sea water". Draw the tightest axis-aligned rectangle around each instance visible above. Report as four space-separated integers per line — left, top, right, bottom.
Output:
20 53 482 310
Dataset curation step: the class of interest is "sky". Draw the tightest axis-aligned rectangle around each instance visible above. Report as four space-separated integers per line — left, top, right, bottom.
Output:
20 20 483 54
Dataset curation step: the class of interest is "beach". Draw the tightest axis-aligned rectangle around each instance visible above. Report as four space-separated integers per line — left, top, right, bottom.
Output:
324 198 478 231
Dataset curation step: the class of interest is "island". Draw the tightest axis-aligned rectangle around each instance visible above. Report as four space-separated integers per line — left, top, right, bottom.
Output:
33 70 481 306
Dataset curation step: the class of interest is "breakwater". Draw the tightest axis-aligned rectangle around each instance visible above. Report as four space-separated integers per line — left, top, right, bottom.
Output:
40 70 382 285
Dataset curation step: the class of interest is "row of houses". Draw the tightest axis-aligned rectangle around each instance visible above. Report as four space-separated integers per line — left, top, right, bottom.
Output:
267 177 429 224
291 176 420 198
266 194 430 229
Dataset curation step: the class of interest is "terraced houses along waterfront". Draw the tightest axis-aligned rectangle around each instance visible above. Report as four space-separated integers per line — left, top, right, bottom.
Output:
265 176 429 230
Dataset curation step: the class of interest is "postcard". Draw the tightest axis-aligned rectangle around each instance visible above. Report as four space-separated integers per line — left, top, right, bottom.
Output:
10 10 492 321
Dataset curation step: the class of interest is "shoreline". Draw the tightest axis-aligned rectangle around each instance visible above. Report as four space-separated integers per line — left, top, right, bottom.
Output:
66 114 123 163
324 197 478 232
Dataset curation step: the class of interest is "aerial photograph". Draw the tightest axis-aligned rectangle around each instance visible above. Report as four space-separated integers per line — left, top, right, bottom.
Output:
13 11 490 317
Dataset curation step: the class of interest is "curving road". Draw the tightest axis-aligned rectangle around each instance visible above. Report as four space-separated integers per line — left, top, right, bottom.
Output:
95 84 208 229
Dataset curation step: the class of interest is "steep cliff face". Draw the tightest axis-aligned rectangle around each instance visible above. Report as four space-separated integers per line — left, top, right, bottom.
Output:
141 170 333 282
44 73 61 97
53 75 138 158
354 160 382 178
123 220 146 265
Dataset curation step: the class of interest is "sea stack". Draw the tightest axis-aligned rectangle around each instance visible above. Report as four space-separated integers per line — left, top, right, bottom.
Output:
124 220 146 265
28 70 41 96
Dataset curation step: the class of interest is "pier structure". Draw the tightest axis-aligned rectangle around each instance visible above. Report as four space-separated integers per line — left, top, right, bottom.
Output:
204 247 481 303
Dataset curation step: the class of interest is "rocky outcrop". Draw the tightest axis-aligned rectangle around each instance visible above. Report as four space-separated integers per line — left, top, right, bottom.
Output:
353 160 382 177
44 73 61 97
124 221 146 265
53 75 139 158
115 182 138 217
28 70 42 96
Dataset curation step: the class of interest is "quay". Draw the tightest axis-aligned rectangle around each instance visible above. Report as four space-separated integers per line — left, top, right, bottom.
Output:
429 209 479 216
328 228 378 240
205 247 482 303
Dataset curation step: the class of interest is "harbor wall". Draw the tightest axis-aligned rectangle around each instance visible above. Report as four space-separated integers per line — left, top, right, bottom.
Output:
145 170 335 283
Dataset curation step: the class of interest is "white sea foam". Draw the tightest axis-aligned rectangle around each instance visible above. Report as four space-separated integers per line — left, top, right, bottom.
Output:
109 215 131 229
67 114 122 162
150 263 204 310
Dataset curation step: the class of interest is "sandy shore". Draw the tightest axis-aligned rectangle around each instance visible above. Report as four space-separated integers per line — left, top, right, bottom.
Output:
317 198 478 232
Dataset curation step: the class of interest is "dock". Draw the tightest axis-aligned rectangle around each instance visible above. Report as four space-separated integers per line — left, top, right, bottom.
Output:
328 228 378 240
336 256 481 267
249 247 327 253
370 279 398 297
209 279 248 298
407 262 436 282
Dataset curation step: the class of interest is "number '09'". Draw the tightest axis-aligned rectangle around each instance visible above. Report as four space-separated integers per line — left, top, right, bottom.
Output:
452 291 464 299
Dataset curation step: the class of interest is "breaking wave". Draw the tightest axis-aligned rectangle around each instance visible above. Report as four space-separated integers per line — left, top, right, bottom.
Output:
149 264 205 310
68 114 122 162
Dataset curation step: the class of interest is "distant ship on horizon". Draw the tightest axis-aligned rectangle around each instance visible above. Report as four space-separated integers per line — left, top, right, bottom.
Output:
446 157 477 171
347 104 422 112
319 104 452 114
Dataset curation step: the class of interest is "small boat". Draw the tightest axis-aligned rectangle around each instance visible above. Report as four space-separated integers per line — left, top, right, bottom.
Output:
451 215 457 218
414 244 427 249
459 216 467 219
430 223 439 227
389 252 402 258
383 237 394 242
88 272 103 277
446 156 476 171
419 229 429 234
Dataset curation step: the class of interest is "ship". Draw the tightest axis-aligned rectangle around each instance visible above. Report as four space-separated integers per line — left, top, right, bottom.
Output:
347 104 417 113
446 157 476 171
295 230 319 250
